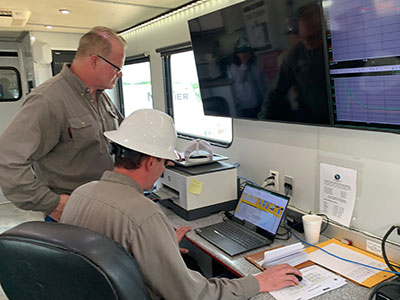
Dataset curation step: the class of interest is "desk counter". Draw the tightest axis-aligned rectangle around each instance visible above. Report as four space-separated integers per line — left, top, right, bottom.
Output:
160 205 371 300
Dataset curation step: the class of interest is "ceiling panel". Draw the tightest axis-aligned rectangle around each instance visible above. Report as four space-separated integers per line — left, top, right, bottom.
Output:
0 0 195 34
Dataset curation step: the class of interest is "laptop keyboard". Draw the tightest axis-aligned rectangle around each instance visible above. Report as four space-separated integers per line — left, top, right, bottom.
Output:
211 221 269 249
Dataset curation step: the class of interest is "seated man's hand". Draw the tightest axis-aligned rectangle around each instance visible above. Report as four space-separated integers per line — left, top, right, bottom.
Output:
255 263 302 292
175 226 191 254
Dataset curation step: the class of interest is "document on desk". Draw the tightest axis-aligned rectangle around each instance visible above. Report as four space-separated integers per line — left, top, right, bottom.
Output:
307 239 395 287
258 243 309 268
269 264 346 300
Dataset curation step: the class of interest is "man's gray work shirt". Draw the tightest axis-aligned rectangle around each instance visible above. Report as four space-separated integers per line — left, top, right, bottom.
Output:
0 64 123 214
61 171 260 300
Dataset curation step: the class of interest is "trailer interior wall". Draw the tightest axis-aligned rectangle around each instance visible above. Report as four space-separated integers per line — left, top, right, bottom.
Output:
30 31 82 86
0 36 31 134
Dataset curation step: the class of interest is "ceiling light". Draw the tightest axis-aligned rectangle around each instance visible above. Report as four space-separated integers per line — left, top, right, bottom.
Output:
123 0 211 33
59 9 71 15
45 25 53 29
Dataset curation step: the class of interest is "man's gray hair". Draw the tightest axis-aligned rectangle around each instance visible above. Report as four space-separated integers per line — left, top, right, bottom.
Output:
75 26 127 58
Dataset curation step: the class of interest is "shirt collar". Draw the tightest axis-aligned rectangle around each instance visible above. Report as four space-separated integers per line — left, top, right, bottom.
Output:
61 64 109 103
60 63 91 96
101 170 144 194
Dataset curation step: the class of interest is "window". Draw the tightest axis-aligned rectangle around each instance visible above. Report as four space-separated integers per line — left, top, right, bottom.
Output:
51 50 76 76
0 67 22 102
119 57 153 117
167 50 233 145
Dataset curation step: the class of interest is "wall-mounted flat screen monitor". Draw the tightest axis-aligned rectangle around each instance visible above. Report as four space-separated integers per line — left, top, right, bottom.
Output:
188 0 331 126
323 0 400 133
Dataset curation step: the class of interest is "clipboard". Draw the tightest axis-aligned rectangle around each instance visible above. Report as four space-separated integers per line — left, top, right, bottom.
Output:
305 238 395 288
245 238 395 288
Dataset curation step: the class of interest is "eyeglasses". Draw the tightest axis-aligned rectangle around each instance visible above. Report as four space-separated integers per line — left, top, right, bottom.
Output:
96 54 122 74
164 160 171 167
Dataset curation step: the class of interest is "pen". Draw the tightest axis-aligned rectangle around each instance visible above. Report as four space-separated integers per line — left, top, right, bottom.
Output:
68 127 73 139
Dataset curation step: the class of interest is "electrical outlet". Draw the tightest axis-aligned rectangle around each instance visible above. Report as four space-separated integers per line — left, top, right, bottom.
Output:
284 175 294 196
269 170 279 192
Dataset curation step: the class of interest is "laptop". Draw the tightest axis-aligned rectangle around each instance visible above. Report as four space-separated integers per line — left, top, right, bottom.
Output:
195 183 290 256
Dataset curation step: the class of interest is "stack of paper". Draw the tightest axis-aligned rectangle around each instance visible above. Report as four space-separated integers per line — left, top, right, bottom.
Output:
270 264 346 300
258 242 309 268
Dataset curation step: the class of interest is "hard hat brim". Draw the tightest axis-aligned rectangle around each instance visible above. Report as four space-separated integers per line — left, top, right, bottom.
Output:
104 130 179 161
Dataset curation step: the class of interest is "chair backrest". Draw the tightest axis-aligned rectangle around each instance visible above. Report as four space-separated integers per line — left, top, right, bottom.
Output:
0 221 150 300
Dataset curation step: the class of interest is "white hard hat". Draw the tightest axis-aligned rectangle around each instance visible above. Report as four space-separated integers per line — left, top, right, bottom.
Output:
104 109 179 160
184 139 213 164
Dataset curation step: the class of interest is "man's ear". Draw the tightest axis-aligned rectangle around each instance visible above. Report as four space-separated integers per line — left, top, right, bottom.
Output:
142 156 155 171
89 54 98 70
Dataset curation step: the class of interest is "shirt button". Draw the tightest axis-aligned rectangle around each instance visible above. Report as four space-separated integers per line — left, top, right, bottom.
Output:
81 122 85 125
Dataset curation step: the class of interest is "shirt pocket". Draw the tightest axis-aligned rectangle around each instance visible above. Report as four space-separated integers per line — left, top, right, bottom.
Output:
68 115 100 150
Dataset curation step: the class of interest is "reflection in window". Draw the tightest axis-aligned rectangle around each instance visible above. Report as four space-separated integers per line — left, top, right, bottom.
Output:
0 68 22 101
120 61 153 117
170 51 232 144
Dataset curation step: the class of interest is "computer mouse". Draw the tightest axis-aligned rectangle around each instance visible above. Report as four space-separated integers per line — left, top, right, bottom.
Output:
289 273 303 281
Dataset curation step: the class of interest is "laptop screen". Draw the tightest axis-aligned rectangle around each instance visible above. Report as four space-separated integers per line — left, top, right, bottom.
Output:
234 184 289 236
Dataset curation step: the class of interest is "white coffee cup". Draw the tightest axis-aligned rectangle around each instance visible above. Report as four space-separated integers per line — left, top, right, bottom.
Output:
302 214 323 244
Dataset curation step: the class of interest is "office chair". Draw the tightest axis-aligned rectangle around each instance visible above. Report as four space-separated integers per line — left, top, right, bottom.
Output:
0 221 150 300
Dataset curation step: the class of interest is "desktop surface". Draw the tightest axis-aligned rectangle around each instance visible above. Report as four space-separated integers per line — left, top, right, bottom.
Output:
159 204 372 299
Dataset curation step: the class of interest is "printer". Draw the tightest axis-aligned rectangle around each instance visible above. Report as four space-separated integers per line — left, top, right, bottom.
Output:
157 161 238 220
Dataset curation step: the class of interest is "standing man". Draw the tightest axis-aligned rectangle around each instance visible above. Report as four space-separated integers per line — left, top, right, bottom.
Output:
0 26 126 221
61 109 302 300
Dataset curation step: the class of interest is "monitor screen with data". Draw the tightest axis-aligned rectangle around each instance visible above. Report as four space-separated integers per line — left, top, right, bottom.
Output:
323 0 400 132
189 0 400 134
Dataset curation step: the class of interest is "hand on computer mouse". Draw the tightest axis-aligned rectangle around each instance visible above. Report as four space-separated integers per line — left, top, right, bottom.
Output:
255 264 302 292
289 273 303 281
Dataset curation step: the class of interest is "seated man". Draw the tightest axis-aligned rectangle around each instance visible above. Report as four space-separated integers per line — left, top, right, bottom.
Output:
61 109 301 300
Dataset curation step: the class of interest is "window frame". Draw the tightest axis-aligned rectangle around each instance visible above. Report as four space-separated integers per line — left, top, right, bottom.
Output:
51 50 76 76
158 44 233 148
0 66 23 102
117 54 151 117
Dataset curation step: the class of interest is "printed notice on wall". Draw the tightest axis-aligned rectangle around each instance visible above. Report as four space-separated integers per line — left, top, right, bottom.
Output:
319 163 357 227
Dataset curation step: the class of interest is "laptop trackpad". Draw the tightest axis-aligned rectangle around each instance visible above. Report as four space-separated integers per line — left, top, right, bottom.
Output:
196 227 247 256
